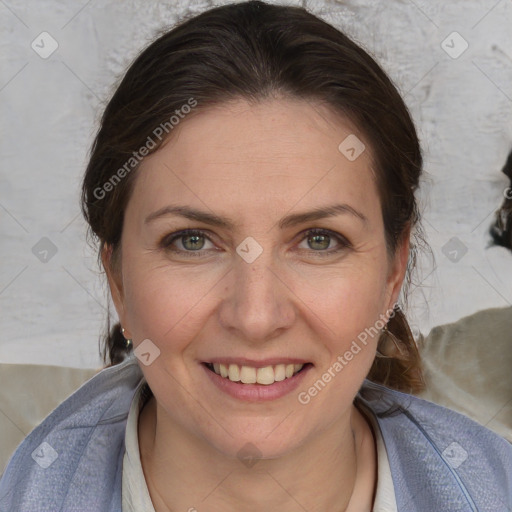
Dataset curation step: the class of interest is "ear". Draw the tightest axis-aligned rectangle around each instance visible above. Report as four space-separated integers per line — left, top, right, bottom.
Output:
101 243 129 335
385 223 411 311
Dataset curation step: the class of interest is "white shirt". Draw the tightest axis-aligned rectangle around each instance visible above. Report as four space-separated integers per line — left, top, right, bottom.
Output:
122 380 397 512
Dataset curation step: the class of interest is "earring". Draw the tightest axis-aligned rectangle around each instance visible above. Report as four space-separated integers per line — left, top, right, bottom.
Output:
121 327 133 349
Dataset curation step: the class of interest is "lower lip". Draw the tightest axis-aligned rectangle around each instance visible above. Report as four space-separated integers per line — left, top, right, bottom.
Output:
202 363 313 402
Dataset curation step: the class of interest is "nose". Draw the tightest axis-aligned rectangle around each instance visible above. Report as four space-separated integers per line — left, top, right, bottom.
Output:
218 245 296 344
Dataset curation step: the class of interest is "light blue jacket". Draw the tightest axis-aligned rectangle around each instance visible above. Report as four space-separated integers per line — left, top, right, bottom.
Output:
1 353 511 511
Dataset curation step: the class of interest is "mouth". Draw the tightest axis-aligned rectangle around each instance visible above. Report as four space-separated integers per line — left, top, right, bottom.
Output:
202 361 312 386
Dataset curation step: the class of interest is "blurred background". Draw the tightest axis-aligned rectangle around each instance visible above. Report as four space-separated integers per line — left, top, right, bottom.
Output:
1 0 511 369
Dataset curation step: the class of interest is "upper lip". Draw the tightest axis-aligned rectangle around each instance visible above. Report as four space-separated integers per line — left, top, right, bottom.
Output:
203 357 311 368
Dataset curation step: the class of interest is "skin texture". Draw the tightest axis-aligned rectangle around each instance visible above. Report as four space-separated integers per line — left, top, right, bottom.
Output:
103 97 410 511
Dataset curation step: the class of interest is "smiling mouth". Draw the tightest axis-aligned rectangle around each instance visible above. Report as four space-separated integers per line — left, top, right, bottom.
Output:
203 362 311 385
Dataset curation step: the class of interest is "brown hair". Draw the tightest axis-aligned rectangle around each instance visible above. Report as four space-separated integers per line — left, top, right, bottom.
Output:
81 0 427 393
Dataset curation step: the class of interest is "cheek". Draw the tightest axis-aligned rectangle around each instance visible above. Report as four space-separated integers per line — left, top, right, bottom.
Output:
299 275 387 407
311 268 389 396
122 259 187 341
121 255 226 352
326 292 382 373
317 265 389 341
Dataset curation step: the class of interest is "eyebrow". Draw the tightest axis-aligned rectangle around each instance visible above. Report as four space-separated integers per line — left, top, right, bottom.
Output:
144 203 368 230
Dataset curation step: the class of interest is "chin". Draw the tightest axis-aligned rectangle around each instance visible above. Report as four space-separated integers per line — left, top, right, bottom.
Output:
201 419 309 464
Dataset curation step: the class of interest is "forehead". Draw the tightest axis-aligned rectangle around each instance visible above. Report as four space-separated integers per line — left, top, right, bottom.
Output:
129 97 381 226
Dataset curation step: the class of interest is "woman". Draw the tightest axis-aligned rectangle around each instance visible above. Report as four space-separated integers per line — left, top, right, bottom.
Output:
1 1 510 511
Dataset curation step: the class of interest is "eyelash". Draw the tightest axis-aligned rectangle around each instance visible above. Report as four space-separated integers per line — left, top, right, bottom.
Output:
160 228 351 258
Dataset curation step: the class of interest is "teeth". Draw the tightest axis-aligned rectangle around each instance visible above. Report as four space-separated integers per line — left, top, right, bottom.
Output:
228 363 240 382
213 362 305 385
274 364 286 381
257 366 275 385
240 366 256 384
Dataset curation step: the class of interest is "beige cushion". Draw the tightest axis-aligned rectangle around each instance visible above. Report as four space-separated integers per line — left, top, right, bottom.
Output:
0 363 100 475
417 306 512 442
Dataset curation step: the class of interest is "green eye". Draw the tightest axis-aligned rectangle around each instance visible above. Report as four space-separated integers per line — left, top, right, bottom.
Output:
180 233 207 251
161 229 214 256
307 232 330 250
298 228 351 255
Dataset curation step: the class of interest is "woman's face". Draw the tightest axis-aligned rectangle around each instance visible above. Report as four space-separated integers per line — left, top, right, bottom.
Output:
105 97 408 459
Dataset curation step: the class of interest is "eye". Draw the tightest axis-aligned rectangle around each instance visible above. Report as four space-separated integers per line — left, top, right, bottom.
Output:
296 228 351 256
160 229 216 256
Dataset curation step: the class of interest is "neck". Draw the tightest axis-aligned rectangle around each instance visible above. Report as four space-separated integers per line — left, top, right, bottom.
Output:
137 396 377 512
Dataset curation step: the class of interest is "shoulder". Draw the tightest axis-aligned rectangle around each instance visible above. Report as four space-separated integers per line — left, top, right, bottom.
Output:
358 379 512 462
0 362 100 475
358 379 512 511
0 355 144 512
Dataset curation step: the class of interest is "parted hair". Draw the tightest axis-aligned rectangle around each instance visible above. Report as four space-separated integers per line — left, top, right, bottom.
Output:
81 0 427 394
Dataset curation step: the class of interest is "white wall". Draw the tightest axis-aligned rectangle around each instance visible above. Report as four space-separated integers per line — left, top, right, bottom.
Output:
1 0 511 368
